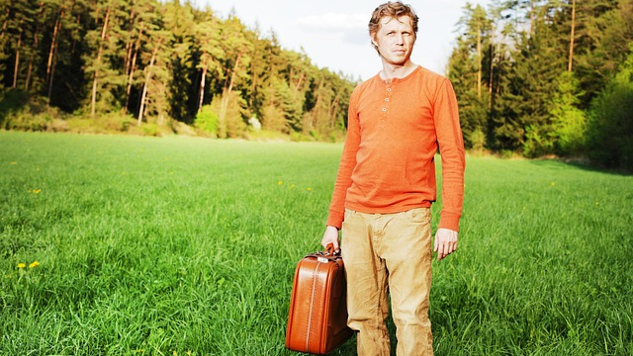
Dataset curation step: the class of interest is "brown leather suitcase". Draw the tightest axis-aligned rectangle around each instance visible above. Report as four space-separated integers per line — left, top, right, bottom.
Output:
285 245 354 354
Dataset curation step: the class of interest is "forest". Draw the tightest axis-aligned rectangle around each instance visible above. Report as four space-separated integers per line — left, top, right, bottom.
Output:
0 0 632 169
449 0 633 169
0 0 356 142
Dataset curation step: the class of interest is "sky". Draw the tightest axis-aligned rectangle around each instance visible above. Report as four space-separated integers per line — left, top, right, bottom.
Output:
191 0 491 81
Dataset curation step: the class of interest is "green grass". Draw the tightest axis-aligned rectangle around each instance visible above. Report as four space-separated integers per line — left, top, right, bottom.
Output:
1 131 631 355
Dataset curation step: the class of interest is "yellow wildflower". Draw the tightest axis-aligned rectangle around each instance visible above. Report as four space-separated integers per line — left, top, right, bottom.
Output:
17 263 26 269
32 189 42 194
10 161 17 165
278 181 283 185
29 261 40 268
307 187 313 191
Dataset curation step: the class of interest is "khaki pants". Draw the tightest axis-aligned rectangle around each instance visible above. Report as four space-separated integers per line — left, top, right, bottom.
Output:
341 208 433 356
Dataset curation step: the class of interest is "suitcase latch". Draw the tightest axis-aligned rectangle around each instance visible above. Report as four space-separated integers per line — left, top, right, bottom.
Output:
317 257 329 263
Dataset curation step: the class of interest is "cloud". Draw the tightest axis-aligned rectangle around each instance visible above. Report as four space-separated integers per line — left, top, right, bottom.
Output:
297 12 366 31
296 12 368 45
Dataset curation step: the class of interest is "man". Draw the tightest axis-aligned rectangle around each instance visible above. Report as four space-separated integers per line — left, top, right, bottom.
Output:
320 2 465 355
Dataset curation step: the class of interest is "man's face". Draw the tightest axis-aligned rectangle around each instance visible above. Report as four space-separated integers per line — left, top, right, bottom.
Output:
372 16 415 66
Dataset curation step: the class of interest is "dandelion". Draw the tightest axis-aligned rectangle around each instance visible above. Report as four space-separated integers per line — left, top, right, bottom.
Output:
278 181 283 185
307 187 313 191
29 261 40 268
550 182 555 186
290 184 296 189
10 162 17 165
17 263 26 269
32 189 42 194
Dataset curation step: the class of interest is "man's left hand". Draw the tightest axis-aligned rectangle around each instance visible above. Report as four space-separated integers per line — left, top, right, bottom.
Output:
433 228 458 261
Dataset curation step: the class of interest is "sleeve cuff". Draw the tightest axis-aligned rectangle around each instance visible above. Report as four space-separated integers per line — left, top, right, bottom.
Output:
326 209 344 230
438 212 461 232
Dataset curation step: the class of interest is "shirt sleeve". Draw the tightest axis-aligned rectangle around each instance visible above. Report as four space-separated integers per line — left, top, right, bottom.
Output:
326 85 362 229
433 78 466 231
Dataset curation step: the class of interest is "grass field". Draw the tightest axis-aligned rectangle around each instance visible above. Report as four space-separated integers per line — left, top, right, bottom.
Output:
1 131 631 355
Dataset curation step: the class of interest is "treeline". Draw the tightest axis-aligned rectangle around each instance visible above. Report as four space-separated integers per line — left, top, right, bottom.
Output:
448 0 633 169
0 0 356 141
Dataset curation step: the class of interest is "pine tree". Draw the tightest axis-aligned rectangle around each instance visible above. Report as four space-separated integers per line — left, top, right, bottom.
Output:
586 45 633 169
162 0 196 123
217 14 252 138
194 14 223 113
84 0 129 116
448 3 492 149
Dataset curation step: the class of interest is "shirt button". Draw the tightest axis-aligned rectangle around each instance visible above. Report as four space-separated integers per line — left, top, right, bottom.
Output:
382 108 386 112
387 88 392 92
385 98 389 102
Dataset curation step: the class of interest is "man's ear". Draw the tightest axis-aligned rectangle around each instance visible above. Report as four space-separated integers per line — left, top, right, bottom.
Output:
371 34 378 47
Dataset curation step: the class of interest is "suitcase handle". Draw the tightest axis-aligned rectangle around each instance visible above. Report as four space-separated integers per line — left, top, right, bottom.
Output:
324 243 339 256
310 244 342 263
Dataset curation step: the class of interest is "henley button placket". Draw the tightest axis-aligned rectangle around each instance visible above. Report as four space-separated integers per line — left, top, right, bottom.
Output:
382 84 393 115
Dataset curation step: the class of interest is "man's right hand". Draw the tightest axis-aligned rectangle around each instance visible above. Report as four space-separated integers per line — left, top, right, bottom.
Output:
321 225 340 252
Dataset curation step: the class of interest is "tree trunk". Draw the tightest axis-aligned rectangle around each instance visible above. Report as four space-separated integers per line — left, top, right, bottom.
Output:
219 52 242 138
294 71 305 91
125 25 143 113
91 5 111 117
47 45 59 104
25 60 33 91
124 9 136 76
477 27 482 99
25 2 45 91
488 43 495 112
197 64 208 112
72 14 80 54
138 43 159 126
568 0 576 72
47 11 64 104
0 7 8 39
328 91 341 129
13 31 21 88
47 12 62 86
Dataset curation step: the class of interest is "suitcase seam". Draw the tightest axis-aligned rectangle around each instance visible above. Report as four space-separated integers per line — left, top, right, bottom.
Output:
305 260 321 352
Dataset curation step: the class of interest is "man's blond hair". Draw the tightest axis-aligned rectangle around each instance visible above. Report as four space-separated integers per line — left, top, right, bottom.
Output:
368 2 419 52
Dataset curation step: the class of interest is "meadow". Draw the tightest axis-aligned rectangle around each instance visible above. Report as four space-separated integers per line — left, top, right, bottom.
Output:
1 131 631 356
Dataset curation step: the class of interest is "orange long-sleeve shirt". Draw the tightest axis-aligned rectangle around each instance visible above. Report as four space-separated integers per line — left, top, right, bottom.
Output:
327 66 465 231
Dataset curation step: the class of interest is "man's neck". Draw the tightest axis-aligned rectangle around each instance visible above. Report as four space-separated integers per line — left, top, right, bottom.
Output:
380 60 417 80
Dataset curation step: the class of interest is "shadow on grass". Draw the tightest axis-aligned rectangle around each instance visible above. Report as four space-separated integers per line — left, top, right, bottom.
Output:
527 158 632 177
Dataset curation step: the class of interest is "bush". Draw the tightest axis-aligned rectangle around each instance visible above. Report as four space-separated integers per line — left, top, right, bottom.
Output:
468 128 486 152
46 119 69 132
194 104 219 137
100 112 135 132
586 47 633 170
549 72 587 156
0 90 69 131
0 89 29 125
